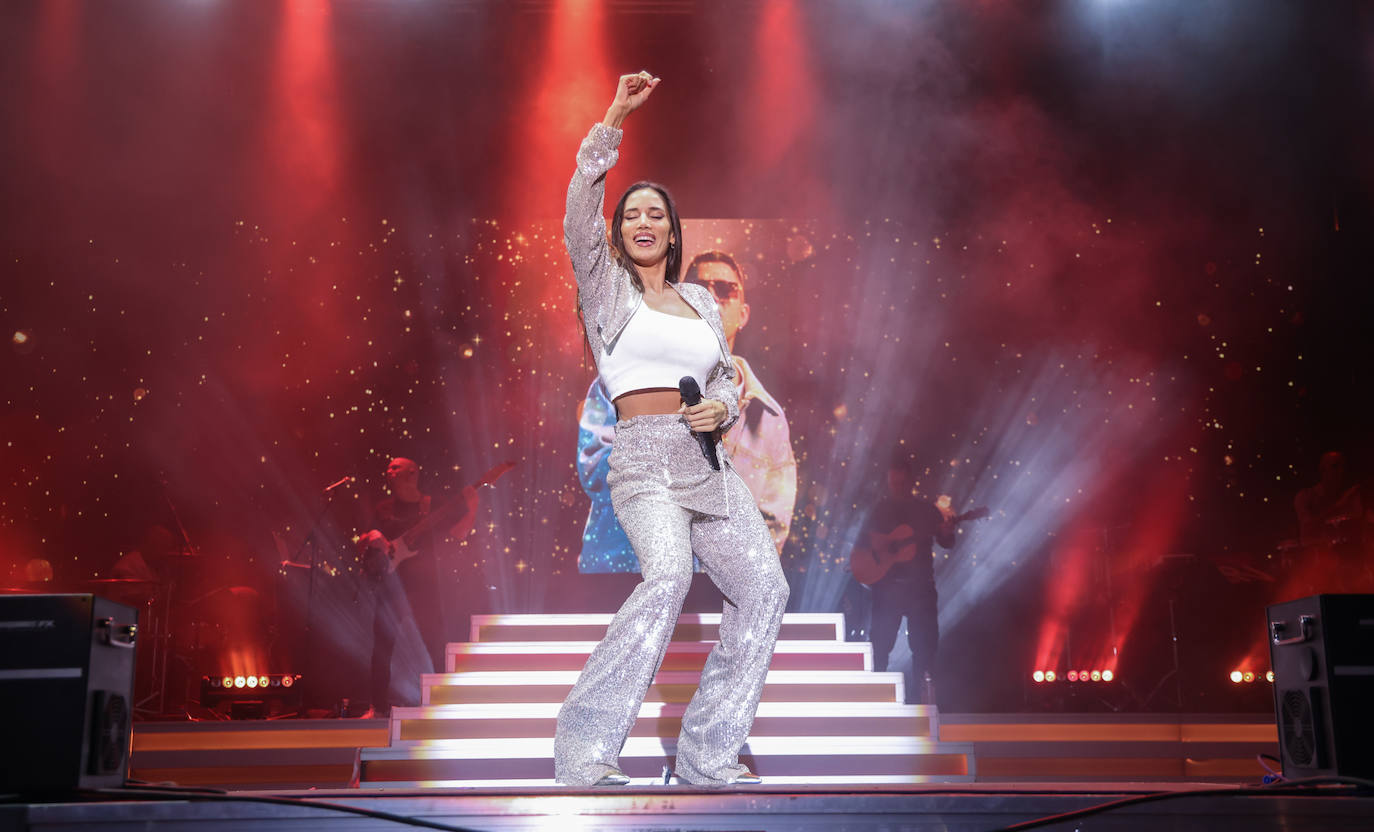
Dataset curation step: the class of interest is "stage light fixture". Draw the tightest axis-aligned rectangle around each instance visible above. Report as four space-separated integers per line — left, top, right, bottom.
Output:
1101 670 1114 682
1079 670 1089 682
1230 670 1243 683
1067 670 1078 682
1265 670 1274 683
1032 670 1045 683
200 674 303 719
1243 671 1256 683
1090 670 1102 682
1044 670 1056 682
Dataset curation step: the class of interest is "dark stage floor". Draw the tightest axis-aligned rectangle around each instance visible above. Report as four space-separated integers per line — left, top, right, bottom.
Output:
6 783 1374 832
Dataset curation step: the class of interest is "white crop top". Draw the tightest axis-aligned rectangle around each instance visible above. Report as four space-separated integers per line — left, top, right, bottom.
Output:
599 303 720 401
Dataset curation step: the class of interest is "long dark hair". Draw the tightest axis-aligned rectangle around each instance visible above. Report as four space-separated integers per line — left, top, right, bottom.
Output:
610 181 684 291
576 181 684 368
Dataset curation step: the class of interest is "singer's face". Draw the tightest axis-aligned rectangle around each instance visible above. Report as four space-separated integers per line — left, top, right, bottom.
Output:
619 189 674 268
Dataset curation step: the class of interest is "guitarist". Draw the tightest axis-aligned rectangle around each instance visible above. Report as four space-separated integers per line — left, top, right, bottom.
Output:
359 457 478 717
864 457 956 705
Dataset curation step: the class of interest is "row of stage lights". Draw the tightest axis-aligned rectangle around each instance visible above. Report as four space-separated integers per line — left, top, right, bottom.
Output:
1032 669 1272 684
1031 669 1114 683
200 673 303 719
205 673 298 690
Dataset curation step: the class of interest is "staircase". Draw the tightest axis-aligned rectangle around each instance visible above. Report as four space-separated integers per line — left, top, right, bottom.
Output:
359 613 975 786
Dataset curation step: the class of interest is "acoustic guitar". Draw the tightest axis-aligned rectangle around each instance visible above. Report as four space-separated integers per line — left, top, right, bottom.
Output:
850 506 989 586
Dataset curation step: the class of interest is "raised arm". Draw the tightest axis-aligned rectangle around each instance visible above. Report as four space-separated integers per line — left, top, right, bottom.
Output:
564 72 661 290
935 506 958 549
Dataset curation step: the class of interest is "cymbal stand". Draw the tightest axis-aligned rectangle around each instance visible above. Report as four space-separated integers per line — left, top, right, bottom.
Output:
133 484 200 718
163 484 200 557
133 580 174 718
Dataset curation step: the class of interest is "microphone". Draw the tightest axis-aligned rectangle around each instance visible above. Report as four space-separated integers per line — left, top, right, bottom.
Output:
678 376 721 471
323 475 355 494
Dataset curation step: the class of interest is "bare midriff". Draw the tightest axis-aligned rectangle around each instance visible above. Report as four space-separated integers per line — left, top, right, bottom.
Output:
613 388 682 420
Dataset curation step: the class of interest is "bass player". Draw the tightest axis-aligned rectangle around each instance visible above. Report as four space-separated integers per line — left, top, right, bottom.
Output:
358 456 479 718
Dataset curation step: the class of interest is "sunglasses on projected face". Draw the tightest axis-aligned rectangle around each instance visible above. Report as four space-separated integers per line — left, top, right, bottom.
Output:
695 279 742 302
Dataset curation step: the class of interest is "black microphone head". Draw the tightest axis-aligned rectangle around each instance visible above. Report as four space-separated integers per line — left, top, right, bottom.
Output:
678 376 702 404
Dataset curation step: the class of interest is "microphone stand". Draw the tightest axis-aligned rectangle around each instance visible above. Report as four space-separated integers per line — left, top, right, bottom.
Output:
287 487 345 716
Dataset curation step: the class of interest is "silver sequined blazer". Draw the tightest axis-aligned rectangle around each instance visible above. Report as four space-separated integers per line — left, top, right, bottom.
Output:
564 122 740 435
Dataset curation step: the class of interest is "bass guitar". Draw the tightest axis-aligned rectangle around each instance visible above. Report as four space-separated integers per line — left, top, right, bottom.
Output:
361 460 515 577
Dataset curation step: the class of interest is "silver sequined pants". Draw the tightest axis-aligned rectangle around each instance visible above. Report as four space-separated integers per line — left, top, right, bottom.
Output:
554 414 790 786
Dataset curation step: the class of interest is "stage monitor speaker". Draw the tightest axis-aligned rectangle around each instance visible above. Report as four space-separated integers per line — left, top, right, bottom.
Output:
0 594 138 791
1267 594 1374 780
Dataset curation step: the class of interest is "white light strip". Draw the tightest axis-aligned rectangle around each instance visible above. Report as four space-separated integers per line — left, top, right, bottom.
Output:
360 774 974 789
0 667 83 680
368 736 960 759
470 613 845 641
448 640 870 655
422 669 901 685
392 701 931 719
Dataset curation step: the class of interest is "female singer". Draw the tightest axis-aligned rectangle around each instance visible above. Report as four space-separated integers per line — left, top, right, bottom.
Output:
554 71 789 787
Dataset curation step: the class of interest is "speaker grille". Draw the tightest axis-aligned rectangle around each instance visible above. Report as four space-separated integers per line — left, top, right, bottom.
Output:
1280 689 1316 767
91 692 129 775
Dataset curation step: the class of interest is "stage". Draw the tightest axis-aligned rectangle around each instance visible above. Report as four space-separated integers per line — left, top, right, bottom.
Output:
5 2 1374 829
8 782 1374 832
12 606 1367 830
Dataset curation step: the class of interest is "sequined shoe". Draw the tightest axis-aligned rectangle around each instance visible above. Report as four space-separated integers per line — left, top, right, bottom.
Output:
726 770 762 785
593 771 631 786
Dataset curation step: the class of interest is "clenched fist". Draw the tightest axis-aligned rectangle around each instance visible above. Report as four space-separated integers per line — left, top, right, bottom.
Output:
603 71 660 128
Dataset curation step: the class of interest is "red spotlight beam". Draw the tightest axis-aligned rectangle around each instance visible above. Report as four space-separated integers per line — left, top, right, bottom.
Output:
501 0 613 219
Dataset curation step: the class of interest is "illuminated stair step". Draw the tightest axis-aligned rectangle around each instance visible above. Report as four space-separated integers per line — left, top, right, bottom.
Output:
445 640 871 673
469 613 845 644
360 736 974 787
128 721 388 790
130 748 361 790
360 772 975 788
389 701 935 742
366 735 962 758
421 670 905 706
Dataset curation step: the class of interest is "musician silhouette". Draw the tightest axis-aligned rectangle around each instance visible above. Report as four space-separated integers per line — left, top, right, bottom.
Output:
855 458 956 705
358 457 477 717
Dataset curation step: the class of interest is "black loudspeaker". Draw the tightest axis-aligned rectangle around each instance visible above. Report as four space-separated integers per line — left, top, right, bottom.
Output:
0 594 138 791
1267 594 1374 779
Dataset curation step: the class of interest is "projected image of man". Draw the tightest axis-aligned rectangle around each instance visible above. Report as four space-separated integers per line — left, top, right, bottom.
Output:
575 249 797 572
